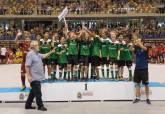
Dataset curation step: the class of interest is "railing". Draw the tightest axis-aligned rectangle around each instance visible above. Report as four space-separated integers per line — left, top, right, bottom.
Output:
142 34 165 39
0 7 165 16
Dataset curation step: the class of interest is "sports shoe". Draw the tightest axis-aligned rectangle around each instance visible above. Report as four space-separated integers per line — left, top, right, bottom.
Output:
133 98 140 103
146 99 151 104
119 76 124 81
38 106 47 111
20 86 26 91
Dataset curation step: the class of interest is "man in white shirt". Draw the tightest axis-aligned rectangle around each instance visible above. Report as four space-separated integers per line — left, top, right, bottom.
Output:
0 45 7 64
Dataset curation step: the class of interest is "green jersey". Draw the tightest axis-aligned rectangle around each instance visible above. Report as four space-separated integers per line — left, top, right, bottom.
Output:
39 39 51 54
79 40 91 56
49 41 59 60
108 41 119 59
56 44 68 64
90 36 101 57
123 44 133 61
100 38 110 58
67 39 78 55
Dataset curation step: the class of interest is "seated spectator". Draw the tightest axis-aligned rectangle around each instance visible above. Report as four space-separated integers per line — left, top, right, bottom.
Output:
0 45 7 64
6 48 14 64
14 48 23 64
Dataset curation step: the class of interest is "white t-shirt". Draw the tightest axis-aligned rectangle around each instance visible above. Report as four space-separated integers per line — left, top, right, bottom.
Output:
1 47 7 56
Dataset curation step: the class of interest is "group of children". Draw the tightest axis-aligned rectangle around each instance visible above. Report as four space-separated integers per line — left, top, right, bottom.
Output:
39 26 134 81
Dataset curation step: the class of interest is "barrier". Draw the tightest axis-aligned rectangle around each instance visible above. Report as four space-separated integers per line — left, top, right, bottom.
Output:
0 64 165 101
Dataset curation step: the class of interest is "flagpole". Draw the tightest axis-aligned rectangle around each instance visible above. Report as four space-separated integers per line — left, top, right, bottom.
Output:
63 18 67 26
63 17 68 33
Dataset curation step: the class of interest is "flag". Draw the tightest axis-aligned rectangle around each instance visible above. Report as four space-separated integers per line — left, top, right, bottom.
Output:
58 7 69 21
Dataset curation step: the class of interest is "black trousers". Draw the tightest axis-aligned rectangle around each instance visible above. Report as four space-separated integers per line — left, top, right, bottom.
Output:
25 81 44 108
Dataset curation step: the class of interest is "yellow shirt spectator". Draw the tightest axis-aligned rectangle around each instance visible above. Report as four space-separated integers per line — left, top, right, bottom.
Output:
16 50 23 58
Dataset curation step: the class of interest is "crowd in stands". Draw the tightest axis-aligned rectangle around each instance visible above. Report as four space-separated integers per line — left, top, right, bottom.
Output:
140 24 165 39
0 20 165 40
0 45 22 64
0 0 165 15
148 43 165 64
0 27 16 40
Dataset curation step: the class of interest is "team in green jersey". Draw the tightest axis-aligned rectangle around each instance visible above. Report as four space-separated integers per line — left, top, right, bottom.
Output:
38 28 133 81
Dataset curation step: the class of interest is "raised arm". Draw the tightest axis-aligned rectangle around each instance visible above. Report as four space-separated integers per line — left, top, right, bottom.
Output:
76 29 84 39
41 49 55 59
134 39 147 51
15 32 22 44
63 24 69 39
82 26 95 37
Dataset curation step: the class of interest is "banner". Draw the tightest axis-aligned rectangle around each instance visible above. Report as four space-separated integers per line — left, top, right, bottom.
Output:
58 7 69 21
